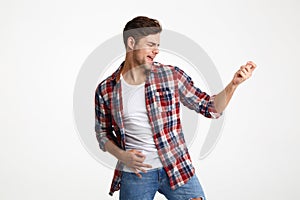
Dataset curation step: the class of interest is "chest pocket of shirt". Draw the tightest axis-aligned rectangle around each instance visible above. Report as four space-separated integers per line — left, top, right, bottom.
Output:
155 88 175 113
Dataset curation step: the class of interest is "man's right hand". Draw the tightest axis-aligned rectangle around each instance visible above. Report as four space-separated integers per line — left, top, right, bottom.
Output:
104 141 152 178
120 149 152 178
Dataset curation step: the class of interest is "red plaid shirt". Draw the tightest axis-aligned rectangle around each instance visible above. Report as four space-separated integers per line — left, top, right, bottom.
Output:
95 62 222 196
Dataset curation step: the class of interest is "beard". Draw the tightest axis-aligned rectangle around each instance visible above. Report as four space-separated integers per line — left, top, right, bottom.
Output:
132 54 152 71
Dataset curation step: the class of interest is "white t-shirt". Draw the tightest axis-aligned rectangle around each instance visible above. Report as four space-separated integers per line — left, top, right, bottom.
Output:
120 74 163 172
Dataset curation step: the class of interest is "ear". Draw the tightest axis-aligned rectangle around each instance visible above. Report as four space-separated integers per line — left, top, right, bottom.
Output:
127 36 135 50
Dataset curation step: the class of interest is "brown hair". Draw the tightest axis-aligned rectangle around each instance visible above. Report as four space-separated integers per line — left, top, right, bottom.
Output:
123 16 162 47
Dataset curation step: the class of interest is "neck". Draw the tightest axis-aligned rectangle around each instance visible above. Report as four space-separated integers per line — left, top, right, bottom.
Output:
122 55 149 85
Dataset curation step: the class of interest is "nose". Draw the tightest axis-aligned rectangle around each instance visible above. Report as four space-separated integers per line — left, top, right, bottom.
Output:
153 46 159 55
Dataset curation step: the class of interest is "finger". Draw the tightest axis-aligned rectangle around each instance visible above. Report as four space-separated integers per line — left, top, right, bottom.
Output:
134 161 152 168
130 168 144 178
137 167 148 173
133 155 146 163
134 151 146 158
136 173 142 178
128 149 141 154
236 70 245 79
247 61 256 67
141 163 152 168
239 70 247 79
246 61 257 71
134 171 142 178
245 64 252 72
236 70 242 78
129 149 146 160
241 68 248 75
127 150 146 164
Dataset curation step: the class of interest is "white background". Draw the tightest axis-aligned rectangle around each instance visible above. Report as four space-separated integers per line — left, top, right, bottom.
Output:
1 0 300 199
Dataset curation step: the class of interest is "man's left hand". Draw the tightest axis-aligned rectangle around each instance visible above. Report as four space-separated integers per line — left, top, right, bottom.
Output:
232 61 257 86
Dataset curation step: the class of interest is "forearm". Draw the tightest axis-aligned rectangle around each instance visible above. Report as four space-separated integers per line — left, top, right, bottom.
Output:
214 81 238 113
104 140 125 161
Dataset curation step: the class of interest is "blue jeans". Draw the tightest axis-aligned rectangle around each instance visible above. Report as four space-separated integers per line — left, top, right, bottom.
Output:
119 168 206 200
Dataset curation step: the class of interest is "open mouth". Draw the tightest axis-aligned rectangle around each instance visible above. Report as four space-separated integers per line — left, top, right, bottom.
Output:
147 55 154 62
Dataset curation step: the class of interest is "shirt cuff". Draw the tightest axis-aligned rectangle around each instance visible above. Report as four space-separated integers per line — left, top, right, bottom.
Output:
208 95 223 119
96 132 109 152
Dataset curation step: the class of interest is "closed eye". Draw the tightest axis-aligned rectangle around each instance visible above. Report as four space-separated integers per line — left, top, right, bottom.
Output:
147 42 159 47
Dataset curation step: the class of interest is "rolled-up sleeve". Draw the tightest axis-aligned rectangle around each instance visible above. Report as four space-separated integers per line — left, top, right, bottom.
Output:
95 86 112 151
175 66 222 119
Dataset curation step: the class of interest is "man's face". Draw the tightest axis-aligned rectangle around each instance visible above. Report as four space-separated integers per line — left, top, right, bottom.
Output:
132 33 160 69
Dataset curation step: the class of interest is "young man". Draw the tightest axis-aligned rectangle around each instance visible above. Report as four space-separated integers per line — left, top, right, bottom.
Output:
95 16 256 200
